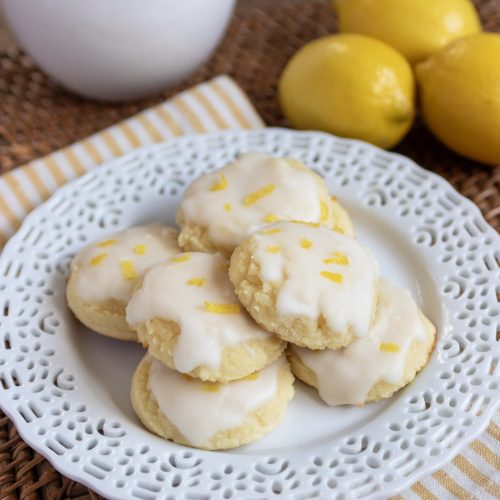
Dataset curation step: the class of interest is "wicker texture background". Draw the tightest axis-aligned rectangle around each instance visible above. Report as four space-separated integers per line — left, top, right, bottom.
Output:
0 0 498 498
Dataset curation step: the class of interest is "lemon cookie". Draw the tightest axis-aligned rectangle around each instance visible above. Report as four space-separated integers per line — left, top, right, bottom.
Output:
287 279 436 405
229 220 378 350
66 224 180 341
177 152 353 258
126 252 286 382
131 354 294 450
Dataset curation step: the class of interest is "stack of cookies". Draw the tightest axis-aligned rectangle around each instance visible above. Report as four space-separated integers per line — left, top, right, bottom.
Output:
66 152 435 451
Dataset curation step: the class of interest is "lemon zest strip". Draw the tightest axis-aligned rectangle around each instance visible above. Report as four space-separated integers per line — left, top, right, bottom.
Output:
380 343 401 353
320 271 343 283
323 252 349 266
120 260 138 280
90 253 107 266
204 301 241 314
262 213 279 223
171 254 191 263
300 238 313 249
187 277 206 287
210 172 228 191
266 245 281 254
297 221 320 228
98 239 116 247
243 184 276 206
260 228 282 235
133 244 147 255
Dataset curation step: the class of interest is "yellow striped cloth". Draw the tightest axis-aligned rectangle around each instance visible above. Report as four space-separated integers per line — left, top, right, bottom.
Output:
0 74 498 498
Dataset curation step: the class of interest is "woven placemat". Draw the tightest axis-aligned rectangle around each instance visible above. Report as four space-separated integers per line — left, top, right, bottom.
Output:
0 1 498 498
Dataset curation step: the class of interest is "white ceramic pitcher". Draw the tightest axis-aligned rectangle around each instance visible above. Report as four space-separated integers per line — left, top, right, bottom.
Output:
1 0 236 101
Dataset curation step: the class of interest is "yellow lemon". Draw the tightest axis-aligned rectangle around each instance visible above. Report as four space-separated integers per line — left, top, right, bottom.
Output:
279 34 415 149
334 0 481 65
416 33 500 166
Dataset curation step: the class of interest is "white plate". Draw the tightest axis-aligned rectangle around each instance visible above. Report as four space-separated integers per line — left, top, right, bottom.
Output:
0 129 498 500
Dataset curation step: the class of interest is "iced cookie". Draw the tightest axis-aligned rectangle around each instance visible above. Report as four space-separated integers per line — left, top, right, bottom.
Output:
66 224 180 341
287 279 436 405
230 220 378 350
126 252 286 382
177 152 354 258
131 354 294 450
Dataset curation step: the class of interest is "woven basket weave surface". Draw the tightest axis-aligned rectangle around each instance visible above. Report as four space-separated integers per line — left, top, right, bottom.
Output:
0 0 498 498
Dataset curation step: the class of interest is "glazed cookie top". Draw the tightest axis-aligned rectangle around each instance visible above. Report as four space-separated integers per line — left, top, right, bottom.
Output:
71 224 180 303
291 279 431 405
126 252 273 374
241 220 378 338
178 152 336 250
147 355 285 447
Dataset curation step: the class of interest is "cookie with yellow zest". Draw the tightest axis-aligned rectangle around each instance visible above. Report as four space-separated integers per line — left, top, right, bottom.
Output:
287 279 436 405
229 221 378 350
177 152 353 258
126 252 286 382
66 224 180 341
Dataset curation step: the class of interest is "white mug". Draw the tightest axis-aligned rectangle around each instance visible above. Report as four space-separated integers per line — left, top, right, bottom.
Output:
1 0 236 101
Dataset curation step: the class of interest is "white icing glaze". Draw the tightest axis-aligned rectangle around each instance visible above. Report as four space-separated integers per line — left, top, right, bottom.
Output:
148 354 283 447
251 221 378 338
72 224 179 303
180 152 331 249
293 279 429 406
126 252 272 373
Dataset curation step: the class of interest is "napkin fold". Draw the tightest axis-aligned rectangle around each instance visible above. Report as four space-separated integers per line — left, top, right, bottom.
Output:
0 74 498 499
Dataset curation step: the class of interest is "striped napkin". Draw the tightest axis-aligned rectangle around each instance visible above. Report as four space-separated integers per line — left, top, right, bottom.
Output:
0 75 498 499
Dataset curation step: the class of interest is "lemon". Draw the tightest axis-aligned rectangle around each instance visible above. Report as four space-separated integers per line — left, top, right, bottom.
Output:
416 33 500 166
334 0 481 65
279 34 415 149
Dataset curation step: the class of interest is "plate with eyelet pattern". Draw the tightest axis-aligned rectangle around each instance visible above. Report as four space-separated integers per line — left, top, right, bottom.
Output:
0 128 498 500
